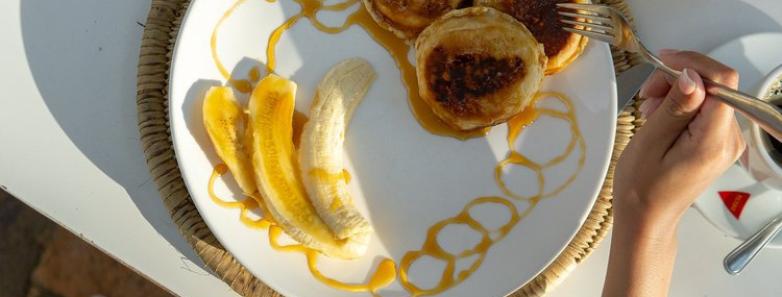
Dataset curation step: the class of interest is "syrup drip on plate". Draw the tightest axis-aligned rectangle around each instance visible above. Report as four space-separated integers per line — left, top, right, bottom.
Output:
269 226 397 295
209 164 394 295
209 164 274 229
261 0 488 139
207 105 395 294
398 196 531 296
495 92 586 201
207 0 587 295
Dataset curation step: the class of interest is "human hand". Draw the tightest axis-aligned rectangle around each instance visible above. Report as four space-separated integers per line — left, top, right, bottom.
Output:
614 50 746 229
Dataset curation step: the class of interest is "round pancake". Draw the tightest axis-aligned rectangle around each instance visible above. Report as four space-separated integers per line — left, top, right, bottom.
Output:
362 0 464 40
415 7 547 130
475 0 589 75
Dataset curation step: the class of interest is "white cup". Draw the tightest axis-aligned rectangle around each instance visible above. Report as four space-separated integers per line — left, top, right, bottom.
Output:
740 64 782 189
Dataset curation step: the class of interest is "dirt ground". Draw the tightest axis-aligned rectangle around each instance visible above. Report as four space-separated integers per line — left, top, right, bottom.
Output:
0 190 173 297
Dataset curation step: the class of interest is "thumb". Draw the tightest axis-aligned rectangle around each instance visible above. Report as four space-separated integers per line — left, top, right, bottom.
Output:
642 68 706 153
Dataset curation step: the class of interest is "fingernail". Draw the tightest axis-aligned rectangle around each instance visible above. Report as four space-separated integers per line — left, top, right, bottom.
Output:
639 82 650 98
659 48 679 56
639 99 654 117
678 68 697 95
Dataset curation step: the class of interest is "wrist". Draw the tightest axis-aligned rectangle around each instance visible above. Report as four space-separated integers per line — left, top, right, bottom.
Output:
613 191 682 243
605 195 680 297
614 213 678 247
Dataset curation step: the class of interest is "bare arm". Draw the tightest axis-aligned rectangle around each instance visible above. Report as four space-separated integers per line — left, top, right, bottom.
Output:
604 202 678 297
603 50 745 297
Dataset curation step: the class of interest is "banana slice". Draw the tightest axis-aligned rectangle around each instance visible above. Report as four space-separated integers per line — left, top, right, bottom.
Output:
249 74 368 259
299 58 375 240
202 86 257 195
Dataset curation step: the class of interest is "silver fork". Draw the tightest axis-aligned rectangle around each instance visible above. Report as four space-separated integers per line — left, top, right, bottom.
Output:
557 3 782 140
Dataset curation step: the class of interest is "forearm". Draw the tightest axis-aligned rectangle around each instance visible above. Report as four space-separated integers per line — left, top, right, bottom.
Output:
604 50 743 297
603 206 680 297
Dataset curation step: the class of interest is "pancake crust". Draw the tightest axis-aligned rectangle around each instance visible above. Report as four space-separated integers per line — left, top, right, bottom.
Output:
362 0 464 40
415 7 547 130
475 0 589 74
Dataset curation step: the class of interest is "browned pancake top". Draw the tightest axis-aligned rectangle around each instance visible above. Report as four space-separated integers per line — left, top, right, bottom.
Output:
376 0 460 19
426 46 526 116
506 0 571 57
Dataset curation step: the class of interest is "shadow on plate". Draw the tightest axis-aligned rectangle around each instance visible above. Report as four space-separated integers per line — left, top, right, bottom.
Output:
182 57 266 198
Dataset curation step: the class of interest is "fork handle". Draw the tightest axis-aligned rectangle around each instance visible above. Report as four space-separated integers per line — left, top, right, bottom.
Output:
709 83 782 140
723 213 782 275
655 64 782 141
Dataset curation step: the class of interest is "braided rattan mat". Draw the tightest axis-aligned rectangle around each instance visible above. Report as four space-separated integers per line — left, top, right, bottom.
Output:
136 0 642 295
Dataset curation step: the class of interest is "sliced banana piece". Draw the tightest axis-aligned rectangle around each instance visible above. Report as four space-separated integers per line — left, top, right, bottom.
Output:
202 86 257 195
299 58 376 240
249 74 368 259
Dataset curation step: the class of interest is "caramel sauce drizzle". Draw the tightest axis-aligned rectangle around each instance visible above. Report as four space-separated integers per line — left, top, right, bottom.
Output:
261 0 487 139
269 226 398 295
309 167 354 210
207 104 393 293
210 0 256 93
209 164 274 229
495 92 586 202
397 93 583 296
346 10 489 140
210 164 394 294
208 0 586 296
248 66 261 82
399 196 532 296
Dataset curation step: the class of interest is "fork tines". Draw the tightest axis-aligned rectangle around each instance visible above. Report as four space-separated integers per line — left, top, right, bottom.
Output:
556 3 615 44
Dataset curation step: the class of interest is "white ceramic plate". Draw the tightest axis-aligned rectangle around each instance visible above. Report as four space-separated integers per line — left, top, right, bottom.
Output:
693 33 782 248
168 0 617 296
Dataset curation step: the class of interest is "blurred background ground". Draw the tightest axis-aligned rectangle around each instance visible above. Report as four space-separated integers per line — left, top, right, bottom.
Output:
0 190 173 297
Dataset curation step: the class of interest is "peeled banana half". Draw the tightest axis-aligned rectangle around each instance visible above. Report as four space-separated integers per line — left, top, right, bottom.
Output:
202 86 258 196
249 74 369 259
299 58 376 240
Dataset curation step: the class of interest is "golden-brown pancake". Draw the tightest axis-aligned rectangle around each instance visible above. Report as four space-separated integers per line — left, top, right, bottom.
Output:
362 0 465 40
415 7 547 130
475 0 589 75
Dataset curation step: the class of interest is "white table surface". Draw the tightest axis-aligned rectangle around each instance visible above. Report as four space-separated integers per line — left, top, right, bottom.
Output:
1 0 781 296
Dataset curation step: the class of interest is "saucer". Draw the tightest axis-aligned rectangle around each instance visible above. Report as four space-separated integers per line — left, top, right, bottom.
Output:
693 32 782 248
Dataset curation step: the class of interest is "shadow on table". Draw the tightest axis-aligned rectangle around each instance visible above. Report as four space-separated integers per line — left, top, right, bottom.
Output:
18 0 209 272
627 0 781 87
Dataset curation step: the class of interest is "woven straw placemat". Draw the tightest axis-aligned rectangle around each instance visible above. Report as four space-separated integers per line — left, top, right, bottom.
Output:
136 1 642 295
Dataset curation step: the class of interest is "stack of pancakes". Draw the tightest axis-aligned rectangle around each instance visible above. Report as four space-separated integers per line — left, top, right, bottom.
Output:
362 0 588 130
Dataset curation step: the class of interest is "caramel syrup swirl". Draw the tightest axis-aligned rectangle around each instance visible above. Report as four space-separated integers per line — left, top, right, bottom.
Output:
399 196 531 296
209 164 273 229
495 92 586 202
207 0 586 296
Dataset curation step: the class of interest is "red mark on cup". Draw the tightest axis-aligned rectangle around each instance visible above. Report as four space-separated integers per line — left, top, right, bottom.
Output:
719 191 751 220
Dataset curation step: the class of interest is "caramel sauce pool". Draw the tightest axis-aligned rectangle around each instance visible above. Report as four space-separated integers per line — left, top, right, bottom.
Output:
261 0 487 139
346 9 489 140
208 0 587 296
212 0 492 139
309 167 354 210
